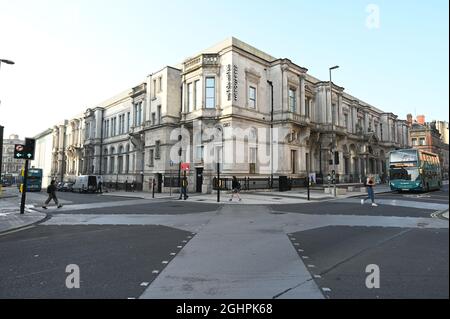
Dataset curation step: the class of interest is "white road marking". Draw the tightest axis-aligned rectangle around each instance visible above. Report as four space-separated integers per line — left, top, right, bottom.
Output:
162 261 169 264
182 240 187 243
322 288 331 292
177 246 183 248
140 282 149 287
152 270 159 274
314 275 322 279
308 264 316 268
127 297 136 299
297 249 304 252
170 253 176 256
302 256 309 259
294 243 300 246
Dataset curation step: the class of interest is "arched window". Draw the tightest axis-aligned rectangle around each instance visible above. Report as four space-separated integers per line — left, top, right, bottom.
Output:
110 147 115 174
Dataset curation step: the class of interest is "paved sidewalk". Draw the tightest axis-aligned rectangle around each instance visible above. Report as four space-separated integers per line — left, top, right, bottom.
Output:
101 184 392 204
0 188 48 234
0 210 47 234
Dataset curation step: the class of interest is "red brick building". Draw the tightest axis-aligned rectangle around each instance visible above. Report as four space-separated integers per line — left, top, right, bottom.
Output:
407 114 449 179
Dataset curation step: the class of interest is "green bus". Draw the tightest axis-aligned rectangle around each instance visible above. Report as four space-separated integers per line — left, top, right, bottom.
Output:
389 149 442 192
17 168 43 192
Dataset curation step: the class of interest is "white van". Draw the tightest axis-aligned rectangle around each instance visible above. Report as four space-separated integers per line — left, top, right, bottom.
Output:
72 175 98 193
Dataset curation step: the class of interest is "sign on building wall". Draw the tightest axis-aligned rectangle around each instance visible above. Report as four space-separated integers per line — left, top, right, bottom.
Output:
226 64 238 102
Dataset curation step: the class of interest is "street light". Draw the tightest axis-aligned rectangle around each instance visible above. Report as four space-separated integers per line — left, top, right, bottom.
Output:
329 65 339 197
0 59 15 195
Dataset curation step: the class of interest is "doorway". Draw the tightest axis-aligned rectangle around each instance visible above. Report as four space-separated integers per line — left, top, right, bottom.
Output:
156 173 162 193
196 168 203 193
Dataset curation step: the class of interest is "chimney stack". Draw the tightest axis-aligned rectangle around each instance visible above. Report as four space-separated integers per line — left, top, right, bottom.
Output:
417 115 425 125
406 114 413 126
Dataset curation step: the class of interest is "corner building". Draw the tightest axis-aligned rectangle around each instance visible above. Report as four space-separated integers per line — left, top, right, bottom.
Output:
44 37 410 193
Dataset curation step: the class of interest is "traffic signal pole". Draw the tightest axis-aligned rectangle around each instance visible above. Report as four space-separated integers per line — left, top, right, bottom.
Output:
20 160 29 214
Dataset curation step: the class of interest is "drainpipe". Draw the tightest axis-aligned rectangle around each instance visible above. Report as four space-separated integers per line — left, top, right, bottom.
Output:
267 80 274 188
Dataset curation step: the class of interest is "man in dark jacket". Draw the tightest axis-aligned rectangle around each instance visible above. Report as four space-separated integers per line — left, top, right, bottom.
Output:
42 180 62 209
179 176 189 200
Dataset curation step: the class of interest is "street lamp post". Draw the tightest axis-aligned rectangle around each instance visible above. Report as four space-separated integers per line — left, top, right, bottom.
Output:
0 59 15 195
329 65 339 197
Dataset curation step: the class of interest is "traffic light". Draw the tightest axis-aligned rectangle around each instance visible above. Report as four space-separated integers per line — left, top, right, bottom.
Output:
24 138 35 160
13 138 35 160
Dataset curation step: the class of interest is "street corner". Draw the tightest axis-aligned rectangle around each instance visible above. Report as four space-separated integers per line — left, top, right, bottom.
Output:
0 209 48 235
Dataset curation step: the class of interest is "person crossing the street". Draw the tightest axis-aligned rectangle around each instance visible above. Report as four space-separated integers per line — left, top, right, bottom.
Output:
42 180 62 209
229 176 242 202
361 174 378 207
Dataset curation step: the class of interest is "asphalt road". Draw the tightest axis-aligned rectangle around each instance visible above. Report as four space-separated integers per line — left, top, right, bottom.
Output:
54 201 222 215
0 225 193 298
273 186 448 217
288 226 449 299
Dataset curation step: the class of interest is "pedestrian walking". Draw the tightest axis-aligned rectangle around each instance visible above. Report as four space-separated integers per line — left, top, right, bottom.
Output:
179 175 189 200
42 180 62 209
125 180 128 192
97 181 103 193
229 176 242 201
130 181 135 192
361 175 378 207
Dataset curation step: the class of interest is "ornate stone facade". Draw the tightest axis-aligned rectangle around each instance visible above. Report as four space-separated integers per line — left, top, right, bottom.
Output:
37 37 411 192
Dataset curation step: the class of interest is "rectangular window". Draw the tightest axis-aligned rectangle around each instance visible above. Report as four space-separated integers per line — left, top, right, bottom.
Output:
152 113 156 125
419 138 425 146
248 86 256 108
133 104 137 126
289 88 296 113
157 105 161 124
127 112 130 132
306 153 310 173
155 140 161 159
187 82 193 112
149 150 154 167
153 79 157 97
196 145 204 161
291 150 297 174
195 80 201 109
205 77 215 108
412 138 417 146
344 114 349 130
158 77 162 93
305 98 310 117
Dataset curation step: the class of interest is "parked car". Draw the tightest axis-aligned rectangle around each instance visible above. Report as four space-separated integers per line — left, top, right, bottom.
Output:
61 182 74 192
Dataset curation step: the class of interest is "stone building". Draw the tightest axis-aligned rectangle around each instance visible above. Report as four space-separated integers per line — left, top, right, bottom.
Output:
37 37 410 193
1 134 24 180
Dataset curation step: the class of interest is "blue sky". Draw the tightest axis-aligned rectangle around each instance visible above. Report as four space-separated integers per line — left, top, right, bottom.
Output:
0 0 448 138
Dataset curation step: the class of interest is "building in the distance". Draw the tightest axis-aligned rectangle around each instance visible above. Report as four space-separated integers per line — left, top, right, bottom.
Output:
407 114 449 179
31 128 53 188
36 37 411 193
1 134 24 182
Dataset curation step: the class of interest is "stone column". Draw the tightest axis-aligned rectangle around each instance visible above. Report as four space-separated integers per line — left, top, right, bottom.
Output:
338 95 343 126
300 75 306 116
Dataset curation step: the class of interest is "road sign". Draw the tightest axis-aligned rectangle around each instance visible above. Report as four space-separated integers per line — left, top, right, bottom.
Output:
13 138 35 160
14 144 26 159
181 162 190 171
